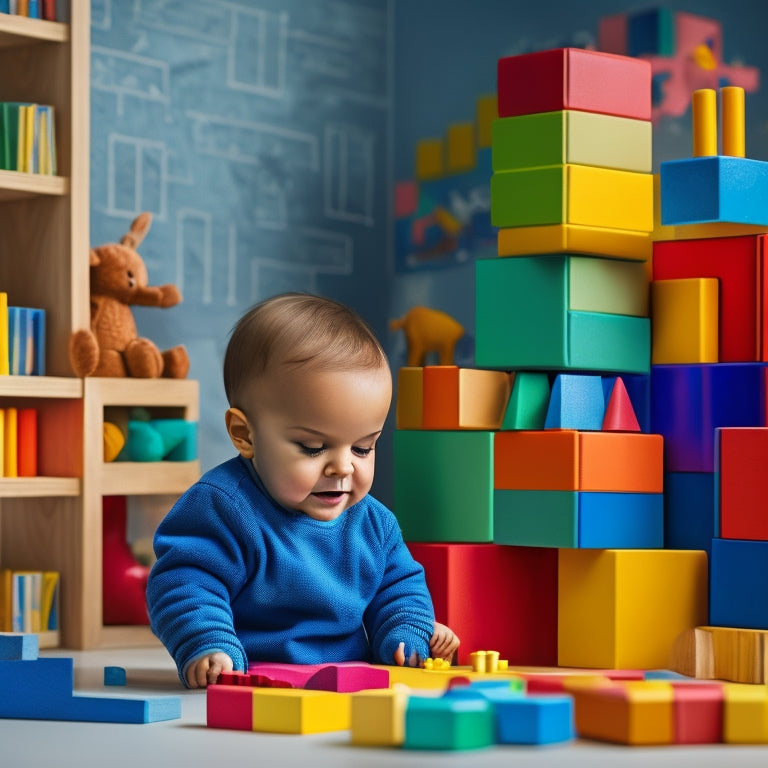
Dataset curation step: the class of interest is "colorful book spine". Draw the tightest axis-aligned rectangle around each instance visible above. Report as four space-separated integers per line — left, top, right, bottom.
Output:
0 292 8 375
17 407 37 477
4 406 18 477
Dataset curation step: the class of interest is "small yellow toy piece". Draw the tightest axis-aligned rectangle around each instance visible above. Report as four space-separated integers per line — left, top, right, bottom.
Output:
103 421 126 462
423 657 452 671
469 650 508 673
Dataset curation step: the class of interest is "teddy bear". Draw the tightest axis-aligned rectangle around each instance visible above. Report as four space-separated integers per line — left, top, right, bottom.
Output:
68 212 190 378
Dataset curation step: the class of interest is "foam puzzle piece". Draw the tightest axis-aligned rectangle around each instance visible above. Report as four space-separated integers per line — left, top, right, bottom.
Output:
403 693 496 751
545 374 605 430
219 662 388 693
496 47 651 121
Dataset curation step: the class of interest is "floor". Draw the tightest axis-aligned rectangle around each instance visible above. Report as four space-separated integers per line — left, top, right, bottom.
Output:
2 645 768 768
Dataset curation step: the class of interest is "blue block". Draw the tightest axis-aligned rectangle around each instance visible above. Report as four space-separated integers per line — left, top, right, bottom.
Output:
104 666 127 686
660 156 768 226
0 632 39 660
651 363 766 472
475 688 574 745
404 694 496 750
643 669 692 681
618 373 651 432
0 657 181 723
710 538 768 629
627 7 674 57
664 472 716 557
545 374 604 430
579 491 663 549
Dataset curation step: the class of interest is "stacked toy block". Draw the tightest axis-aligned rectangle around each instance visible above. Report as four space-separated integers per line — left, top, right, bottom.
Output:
654 87 768 680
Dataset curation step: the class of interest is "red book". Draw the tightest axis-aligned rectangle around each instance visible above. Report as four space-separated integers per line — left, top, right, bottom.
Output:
17 408 37 477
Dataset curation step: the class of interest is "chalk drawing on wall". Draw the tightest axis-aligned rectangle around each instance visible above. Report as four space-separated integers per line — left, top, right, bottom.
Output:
324 123 375 227
106 133 168 220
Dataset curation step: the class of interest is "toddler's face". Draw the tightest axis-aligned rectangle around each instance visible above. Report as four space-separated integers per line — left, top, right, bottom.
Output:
234 363 392 521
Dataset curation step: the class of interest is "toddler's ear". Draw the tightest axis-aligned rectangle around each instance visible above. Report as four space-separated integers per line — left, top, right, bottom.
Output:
225 408 254 458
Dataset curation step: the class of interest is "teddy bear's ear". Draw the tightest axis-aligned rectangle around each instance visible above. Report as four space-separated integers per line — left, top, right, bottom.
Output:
89 248 101 267
121 212 152 250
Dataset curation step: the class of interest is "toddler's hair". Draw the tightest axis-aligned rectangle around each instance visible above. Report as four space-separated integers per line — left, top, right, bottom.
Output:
223 292 387 407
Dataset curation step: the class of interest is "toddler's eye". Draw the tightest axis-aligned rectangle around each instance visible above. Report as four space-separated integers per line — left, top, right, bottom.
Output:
352 446 373 457
297 443 325 457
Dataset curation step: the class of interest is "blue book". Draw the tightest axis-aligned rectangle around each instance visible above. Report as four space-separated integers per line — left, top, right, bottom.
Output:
31 307 44 375
7 306 20 375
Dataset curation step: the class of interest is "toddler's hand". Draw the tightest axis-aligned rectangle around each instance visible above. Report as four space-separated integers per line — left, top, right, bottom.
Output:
430 621 460 662
393 641 421 667
185 651 234 689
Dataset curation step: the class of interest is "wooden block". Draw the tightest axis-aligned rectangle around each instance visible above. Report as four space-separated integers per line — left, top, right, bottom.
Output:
710 538 768 629
722 683 768 743
602 377 641 431
651 278 719 364
671 682 724 744
407 543 558 666
569 257 649 317
709 626 768 684
394 431 494 542
497 47 651 120
650 363 765 472
251 688 351 734
652 234 767 363
396 366 423 429
579 432 663 492
718 427 768 540
498 223 652 261
493 110 652 173
501 371 549 430
491 164 653 232
545 374 605 430
572 681 674 745
558 549 708 669
415 138 443 181
350 688 407 746
446 122 475 173
661 156 768 226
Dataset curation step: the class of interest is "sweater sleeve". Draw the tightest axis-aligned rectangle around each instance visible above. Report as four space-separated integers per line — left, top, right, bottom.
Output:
146 481 250 684
363 511 435 665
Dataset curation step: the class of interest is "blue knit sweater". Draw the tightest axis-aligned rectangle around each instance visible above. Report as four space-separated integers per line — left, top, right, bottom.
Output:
146 456 435 683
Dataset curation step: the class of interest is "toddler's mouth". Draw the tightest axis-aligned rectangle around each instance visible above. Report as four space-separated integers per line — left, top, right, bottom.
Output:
312 490 349 503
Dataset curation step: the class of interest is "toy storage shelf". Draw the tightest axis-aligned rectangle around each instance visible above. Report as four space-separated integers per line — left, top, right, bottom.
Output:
0 170 68 201
0 12 68 44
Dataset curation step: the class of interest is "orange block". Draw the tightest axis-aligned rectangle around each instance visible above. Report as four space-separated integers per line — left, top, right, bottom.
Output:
495 430 579 490
579 432 663 492
422 366 460 429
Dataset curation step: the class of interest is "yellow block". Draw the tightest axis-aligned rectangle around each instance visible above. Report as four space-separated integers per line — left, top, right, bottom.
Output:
396 367 423 429
567 164 653 232
251 688 351 734
723 683 768 743
558 549 708 669
350 688 408 746
651 278 719 364
446 123 476 173
476 94 497 148
498 224 651 262
416 138 444 181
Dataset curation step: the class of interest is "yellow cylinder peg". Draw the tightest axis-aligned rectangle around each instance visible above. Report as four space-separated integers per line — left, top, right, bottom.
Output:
692 89 717 157
722 86 746 157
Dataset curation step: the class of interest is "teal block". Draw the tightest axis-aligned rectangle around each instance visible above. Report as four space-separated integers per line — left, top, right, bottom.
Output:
545 374 605 430
660 156 768 226
494 490 663 548
394 431 494 542
475 257 650 373
404 695 496 750
501 372 550 430
494 490 578 547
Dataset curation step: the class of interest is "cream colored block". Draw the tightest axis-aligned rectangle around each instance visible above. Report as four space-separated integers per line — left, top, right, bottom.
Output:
566 111 652 172
458 369 512 430
558 549 709 669
350 688 408 746
251 688 351 734
569 257 649 316
651 278 719 364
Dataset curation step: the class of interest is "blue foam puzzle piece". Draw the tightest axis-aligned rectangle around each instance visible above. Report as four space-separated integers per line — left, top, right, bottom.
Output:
545 374 604 430
710 538 768 629
104 666 127 686
651 363 766 472
664 472 716 557
0 632 39 660
0 657 181 723
660 156 768 226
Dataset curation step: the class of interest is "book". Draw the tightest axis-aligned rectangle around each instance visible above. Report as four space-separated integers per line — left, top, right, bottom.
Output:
17 407 37 477
0 292 8 375
0 568 11 631
11 572 23 632
4 406 17 477
31 307 45 374
7 305 20 374
23 103 34 173
40 571 59 630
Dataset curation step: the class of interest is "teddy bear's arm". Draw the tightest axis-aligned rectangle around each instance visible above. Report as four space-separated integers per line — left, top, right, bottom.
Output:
128 284 182 309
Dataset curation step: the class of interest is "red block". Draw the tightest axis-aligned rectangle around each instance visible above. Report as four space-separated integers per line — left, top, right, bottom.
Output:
207 684 253 730
407 543 558 666
718 427 768 540
653 235 768 363
497 47 651 120
671 683 724 744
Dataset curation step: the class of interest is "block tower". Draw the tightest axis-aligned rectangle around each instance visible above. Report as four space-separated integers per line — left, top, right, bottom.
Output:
654 86 768 678
394 47 708 670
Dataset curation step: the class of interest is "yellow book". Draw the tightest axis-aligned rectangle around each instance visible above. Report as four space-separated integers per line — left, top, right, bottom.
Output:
16 107 26 172
40 571 59 630
0 568 12 632
0 292 8 376
38 108 49 175
4 406 18 477
23 104 35 174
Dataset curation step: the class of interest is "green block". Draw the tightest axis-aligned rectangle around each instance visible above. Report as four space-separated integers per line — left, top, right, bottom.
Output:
491 166 564 228
394 431 494 543
494 490 578 548
492 111 565 171
404 696 496 750
501 372 550 430
475 257 650 373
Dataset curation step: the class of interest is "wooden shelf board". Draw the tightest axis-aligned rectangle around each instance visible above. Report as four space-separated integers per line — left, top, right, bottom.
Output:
99 461 201 495
0 12 68 45
0 170 68 200
0 476 80 497
86 377 199 409
0 375 81 398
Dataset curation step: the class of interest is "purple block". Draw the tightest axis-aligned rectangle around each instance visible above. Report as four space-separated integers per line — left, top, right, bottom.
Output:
651 363 766 472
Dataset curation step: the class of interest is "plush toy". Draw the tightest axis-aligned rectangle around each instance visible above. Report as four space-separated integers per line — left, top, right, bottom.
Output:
68 212 190 378
389 306 465 366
